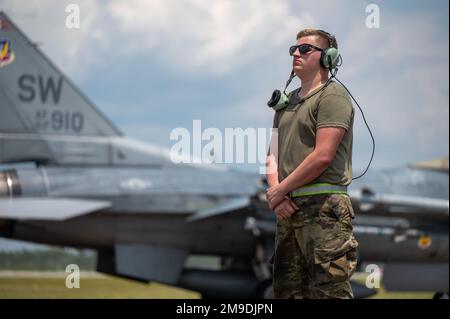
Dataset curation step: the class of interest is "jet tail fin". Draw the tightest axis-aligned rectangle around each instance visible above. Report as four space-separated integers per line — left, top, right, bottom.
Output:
0 12 122 164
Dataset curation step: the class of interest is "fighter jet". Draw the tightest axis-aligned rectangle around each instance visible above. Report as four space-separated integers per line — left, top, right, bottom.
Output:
348 160 449 298
0 12 448 299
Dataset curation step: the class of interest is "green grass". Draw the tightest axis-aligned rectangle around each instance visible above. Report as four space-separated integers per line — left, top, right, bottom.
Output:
351 272 434 299
368 288 433 299
0 272 200 299
0 271 435 299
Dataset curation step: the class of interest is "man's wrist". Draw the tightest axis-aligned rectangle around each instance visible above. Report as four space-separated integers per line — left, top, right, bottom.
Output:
278 181 289 197
267 179 279 188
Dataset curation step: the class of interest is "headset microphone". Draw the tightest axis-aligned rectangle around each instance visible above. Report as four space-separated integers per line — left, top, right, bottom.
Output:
267 70 296 111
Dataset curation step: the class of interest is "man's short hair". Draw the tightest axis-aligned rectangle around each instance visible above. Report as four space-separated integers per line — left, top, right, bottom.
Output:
296 29 338 49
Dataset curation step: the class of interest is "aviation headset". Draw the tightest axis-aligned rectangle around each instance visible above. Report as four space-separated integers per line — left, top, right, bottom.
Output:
267 30 375 180
319 30 340 69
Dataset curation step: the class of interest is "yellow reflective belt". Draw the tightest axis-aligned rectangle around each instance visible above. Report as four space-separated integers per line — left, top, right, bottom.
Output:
288 183 348 198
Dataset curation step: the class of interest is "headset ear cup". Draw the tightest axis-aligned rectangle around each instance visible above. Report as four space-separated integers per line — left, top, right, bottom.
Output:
323 47 339 69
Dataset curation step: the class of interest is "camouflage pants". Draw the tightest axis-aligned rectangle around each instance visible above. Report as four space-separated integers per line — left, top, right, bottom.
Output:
272 194 358 299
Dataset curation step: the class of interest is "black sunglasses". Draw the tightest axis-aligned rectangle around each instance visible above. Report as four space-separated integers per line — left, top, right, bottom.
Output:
289 43 323 56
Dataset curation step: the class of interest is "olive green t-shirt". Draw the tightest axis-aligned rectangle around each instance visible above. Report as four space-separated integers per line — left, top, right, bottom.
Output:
272 81 354 186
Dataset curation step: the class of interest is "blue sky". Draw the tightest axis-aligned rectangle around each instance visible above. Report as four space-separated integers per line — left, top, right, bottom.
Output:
0 0 448 251
1 0 448 173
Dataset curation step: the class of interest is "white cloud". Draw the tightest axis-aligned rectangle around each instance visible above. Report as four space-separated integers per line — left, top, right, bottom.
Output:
107 0 314 74
341 13 449 77
2 0 315 76
336 11 449 164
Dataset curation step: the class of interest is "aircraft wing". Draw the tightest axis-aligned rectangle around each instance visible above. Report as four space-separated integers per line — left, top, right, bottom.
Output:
349 189 449 217
186 197 251 222
0 197 111 221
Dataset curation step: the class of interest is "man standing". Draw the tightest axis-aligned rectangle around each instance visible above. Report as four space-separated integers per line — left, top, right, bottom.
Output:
266 29 358 299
